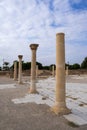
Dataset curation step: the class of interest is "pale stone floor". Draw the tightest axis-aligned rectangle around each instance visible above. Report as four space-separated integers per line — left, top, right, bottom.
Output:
12 76 87 126
0 75 87 130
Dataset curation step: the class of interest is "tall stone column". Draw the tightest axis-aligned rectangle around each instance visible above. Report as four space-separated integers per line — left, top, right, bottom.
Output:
14 61 18 81
29 44 39 94
52 33 70 115
52 65 55 77
18 55 23 84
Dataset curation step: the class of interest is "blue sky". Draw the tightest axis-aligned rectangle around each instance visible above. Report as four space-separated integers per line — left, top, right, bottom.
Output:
0 0 87 66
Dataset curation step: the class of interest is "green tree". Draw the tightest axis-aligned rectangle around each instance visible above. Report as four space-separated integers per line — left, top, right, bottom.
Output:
22 62 31 70
36 62 43 70
43 66 50 70
81 57 87 69
68 63 80 70
10 61 18 70
0 66 1 71
49 64 56 71
3 61 9 70
68 65 73 70
72 63 80 69
10 61 43 71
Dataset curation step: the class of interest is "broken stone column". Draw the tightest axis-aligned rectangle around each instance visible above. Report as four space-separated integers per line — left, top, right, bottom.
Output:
52 65 55 77
29 44 39 94
18 55 23 84
14 61 18 80
66 66 69 76
52 33 70 115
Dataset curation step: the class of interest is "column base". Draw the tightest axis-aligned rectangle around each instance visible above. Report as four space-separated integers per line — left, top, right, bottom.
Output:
28 88 39 94
14 79 18 81
18 81 23 84
51 105 71 115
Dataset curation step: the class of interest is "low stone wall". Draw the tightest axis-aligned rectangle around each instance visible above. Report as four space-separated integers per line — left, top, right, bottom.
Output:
68 69 87 75
1 69 87 77
0 71 9 76
0 71 13 78
22 70 31 76
22 70 52 76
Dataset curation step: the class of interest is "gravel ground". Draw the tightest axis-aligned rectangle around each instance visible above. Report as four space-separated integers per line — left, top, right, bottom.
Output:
0 76 87 130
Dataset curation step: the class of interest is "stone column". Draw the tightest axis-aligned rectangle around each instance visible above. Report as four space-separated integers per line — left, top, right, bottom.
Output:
66 66 69 76
29 44 39 94
52 33 70 115
52 65 55 77
18 55 23 84
14 61 18 80
36 65 38 78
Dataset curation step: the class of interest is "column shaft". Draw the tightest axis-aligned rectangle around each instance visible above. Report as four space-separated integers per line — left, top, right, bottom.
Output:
31 50 36 81
18 55 23 84
14 61 17 80
52 65 55 77
56 33 65 104
36 65 38 78
51 33 70 115
29 44 39 94
66 66 69 76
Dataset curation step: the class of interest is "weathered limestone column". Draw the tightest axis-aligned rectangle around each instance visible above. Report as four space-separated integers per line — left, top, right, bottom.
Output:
14 61 18 80
18 55 23 84
52 65 55 77
66 66 69 76
52 33 70 115
36 65 38 78
29 44 39 94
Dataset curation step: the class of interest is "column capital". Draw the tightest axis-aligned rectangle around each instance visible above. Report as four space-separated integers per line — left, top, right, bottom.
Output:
30 44 39 50
18 55 23 59
14 60 18 63
56 33 65 36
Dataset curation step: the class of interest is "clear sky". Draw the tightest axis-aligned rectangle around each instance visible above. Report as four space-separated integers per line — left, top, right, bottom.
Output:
0 0 87 66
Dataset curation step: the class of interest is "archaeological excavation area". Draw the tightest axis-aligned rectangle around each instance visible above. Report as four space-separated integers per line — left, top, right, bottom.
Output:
0 33 87 130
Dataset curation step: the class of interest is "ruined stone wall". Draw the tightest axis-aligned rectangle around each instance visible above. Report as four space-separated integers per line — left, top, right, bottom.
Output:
0 71 13 77
68 69 87 75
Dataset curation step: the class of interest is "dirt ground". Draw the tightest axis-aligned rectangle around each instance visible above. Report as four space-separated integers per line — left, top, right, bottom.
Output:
0 76 87 130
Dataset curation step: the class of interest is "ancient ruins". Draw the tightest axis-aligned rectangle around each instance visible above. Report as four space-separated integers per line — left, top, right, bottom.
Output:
0 33 87 129
14 60 18 81
29 44 39 94
13 33 71 115
51 33 70 115
18 55 23 84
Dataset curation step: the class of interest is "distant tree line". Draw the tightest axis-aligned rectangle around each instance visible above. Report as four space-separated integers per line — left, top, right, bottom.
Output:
0 61 9 71
9 62 56 71
66 57 87 70
0 57 87 71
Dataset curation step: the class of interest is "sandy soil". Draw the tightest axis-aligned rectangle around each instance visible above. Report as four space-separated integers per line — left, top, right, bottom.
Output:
0 75 87 130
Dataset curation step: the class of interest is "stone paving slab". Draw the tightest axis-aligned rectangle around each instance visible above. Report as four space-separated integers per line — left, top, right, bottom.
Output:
64 114 87 125
11 77 87 126
0 76 87 129
0 84 16 89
